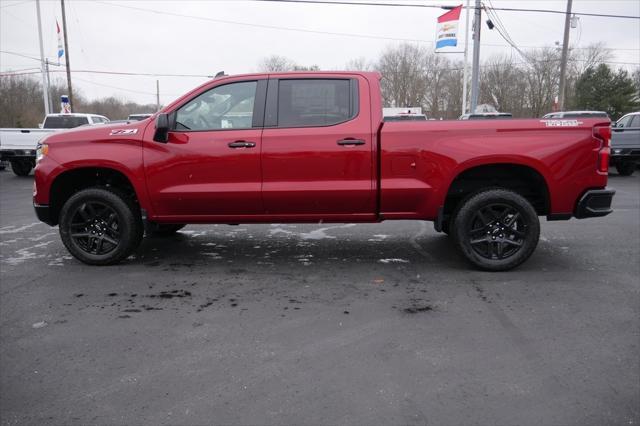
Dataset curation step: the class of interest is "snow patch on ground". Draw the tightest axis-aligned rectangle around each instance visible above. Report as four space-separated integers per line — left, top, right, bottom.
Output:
0 222 41 234
378 258 410 264
299 224 357 240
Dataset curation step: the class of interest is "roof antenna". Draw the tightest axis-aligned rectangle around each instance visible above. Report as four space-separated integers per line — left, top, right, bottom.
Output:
214 71 226 79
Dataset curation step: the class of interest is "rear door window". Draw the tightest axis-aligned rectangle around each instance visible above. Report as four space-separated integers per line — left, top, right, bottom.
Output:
276 79 357 127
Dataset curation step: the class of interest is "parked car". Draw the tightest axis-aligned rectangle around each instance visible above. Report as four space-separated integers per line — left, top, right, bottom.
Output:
459 112 512 120
127 114 153 121
0 113 109 176
542 111 609 119
33 71 614 270
610 111 640 176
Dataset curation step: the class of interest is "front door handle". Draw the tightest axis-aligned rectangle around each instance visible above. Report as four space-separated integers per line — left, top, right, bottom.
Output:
228 141 256 148
337 138 366 146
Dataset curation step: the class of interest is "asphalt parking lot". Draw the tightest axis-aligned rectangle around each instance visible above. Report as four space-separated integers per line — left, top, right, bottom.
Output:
0 167 638 425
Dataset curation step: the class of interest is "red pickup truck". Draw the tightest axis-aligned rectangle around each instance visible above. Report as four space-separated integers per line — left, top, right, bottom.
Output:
33 71 614 270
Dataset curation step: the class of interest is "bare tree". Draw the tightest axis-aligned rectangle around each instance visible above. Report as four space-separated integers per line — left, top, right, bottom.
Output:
479 54 528 116
0 75 160 127
377 43 428 109
344 57 374 71
522 48 562 117
258 55 297 72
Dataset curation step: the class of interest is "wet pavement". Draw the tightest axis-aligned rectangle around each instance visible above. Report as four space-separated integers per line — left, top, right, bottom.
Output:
1 167 638 425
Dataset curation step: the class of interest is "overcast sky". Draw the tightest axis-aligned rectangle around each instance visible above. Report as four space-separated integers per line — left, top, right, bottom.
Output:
1 0 638 108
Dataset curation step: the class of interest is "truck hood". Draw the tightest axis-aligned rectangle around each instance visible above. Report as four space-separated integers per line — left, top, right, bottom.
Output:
41 120 150 145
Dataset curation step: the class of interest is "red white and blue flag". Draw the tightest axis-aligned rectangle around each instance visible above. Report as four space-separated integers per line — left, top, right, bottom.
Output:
435 5 462 51
56 20 64 61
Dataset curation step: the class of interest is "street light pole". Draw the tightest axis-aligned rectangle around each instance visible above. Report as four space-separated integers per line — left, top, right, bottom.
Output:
462 0 471 115
35 0 50 115
470 0 482 113
558 0 573 111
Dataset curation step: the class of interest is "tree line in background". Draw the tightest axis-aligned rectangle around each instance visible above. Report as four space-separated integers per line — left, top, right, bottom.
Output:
1 42 638 128
0 77 157 128
260 43 639 120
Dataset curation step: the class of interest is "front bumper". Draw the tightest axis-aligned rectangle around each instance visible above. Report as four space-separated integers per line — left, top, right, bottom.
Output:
0 149 36 161
34 203 55 226
575 188 615 219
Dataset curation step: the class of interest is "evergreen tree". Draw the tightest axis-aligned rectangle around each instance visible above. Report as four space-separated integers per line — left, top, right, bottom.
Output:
574 64 638 120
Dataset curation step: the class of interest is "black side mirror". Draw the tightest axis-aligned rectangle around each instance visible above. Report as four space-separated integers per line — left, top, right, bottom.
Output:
153 113 169 143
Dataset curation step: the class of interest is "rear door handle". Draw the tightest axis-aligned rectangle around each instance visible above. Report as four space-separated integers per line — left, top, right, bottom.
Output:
227 141 256 148
337 138 366 146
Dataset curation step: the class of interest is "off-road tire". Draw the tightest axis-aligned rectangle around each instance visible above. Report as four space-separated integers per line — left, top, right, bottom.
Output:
59 187 143 265
616 162 635 176
451 188 540 271
10 160 32 177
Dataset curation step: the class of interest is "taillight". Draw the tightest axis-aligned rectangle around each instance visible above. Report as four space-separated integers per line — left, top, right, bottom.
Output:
593 125 611 173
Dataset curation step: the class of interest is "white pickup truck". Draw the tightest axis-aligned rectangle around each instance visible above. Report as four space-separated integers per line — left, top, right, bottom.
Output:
0 113 109 176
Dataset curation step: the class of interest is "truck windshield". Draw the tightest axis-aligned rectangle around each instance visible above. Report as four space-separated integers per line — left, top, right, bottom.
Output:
43 116 90 129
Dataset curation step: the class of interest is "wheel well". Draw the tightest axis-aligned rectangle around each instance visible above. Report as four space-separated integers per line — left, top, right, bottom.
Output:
443 164 550 219
49 168 139 225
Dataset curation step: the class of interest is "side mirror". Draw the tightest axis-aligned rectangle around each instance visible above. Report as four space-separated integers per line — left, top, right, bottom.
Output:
153 113 169 143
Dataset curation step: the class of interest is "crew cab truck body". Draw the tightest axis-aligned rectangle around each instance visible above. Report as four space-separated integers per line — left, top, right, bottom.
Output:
0 113 109 176
33 72 614 270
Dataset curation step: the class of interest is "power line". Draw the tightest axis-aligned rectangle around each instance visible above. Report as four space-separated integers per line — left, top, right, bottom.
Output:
92 2 640 49
251 0 640 19
0 0 30 9
93 1 431 44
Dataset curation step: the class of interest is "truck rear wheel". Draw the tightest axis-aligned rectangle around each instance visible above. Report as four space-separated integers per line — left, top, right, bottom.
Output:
616 162 635 176
451 189 540 271
10 159 33 177
59 187 143 265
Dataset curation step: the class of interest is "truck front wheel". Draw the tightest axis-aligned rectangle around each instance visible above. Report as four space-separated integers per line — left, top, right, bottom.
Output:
451 189 540 271
10 159 33 177
59 187 144 265
616 162 635 176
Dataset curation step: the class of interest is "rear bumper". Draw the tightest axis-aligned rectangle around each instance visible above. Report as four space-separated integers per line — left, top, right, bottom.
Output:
34 203 55 226
610 148 640 163
575 188 615 219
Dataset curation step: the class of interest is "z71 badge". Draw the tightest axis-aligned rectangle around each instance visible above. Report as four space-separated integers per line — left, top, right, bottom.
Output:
109 129 138 136
540 119 583 127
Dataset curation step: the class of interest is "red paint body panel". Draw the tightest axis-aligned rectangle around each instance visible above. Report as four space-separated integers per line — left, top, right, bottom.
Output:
34 71 610 226
379 119 609 219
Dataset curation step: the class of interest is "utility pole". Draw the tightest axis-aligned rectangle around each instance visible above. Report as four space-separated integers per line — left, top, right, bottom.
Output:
557 0 573 111
61 0 74 111
470 0 482 113
461 0 471 115
35 0 50 115
45 59 53 113
156 80 160 111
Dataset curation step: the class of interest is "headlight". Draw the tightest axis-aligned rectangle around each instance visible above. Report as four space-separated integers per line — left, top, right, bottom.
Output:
612 148 623 155
35 143 48 163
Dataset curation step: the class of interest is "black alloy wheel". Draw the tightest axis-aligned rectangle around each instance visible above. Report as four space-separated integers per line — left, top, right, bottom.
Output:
468 203 526 261
451 189 540 271
59 187 143 265
69 201 121 255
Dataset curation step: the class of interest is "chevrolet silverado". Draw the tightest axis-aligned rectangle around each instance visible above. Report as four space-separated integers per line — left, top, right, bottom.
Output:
33 71 615 270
